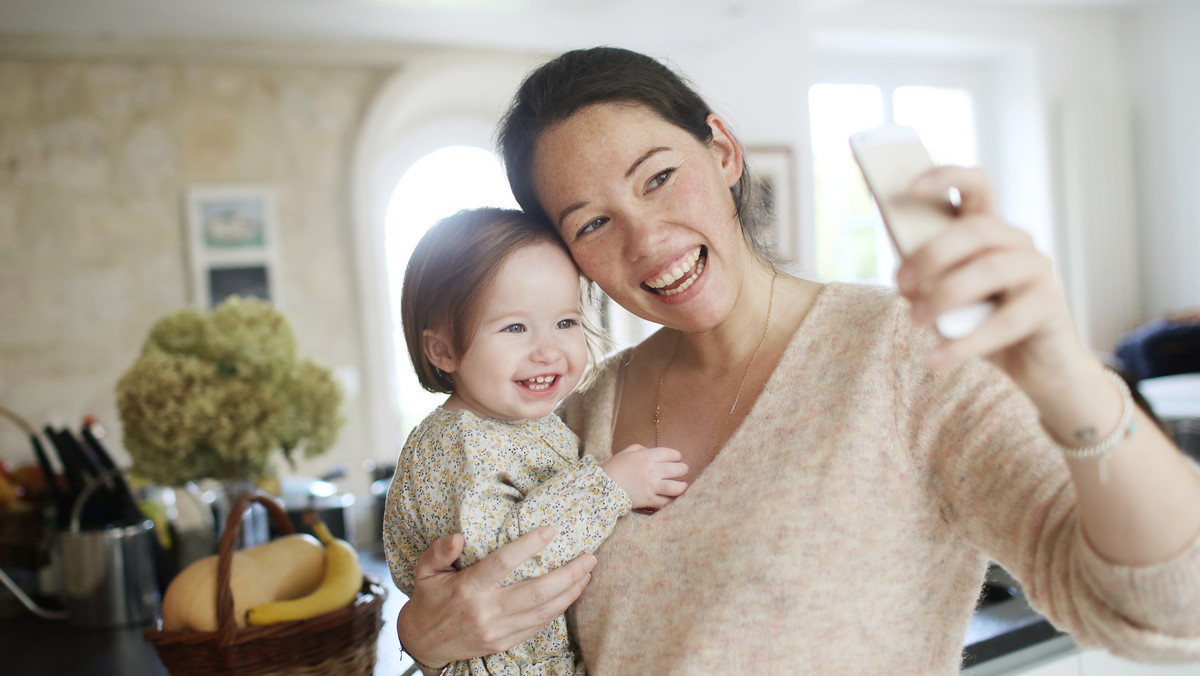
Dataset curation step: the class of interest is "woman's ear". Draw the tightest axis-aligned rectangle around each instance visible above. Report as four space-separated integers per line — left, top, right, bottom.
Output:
706 113 744 189
422 330 458 374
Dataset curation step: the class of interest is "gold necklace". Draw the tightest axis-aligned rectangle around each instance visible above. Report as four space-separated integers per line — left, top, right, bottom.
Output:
653 269 778 452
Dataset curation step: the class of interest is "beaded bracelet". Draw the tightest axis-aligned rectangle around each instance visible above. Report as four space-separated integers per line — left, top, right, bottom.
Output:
1050 368 1137 482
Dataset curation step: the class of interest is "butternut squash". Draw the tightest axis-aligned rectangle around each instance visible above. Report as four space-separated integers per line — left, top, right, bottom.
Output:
161 533 325 632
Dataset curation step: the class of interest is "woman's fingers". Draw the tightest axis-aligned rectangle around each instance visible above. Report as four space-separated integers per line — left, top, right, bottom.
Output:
907 248 1047 328
912 165 995 214
466 527 559 588
927 280 1052 370
489 554 597 650
414 532 465 579
897 215 1033 296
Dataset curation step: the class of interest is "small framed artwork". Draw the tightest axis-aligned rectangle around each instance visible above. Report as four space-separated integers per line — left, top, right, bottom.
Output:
745 146 798 265
186 185 281 309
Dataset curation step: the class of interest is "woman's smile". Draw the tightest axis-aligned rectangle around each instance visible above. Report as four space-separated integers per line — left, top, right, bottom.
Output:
644 246 706 297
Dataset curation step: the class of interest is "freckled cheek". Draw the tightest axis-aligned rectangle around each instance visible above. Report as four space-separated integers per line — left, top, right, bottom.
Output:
568 245 620 290
676 172 706 203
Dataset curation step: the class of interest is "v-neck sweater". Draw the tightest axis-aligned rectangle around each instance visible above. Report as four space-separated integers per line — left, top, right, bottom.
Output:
559 282 1200 674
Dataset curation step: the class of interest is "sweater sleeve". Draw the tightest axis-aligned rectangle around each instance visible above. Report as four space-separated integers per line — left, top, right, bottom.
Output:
889 303 1200 662
453 420 632 587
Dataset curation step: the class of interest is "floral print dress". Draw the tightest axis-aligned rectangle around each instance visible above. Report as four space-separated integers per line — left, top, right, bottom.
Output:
383 407 631 676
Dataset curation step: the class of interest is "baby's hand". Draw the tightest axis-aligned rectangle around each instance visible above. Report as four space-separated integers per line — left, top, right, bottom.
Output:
601 444 688 511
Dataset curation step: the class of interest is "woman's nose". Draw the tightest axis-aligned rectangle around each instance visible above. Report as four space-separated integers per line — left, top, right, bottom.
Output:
619 208 669 263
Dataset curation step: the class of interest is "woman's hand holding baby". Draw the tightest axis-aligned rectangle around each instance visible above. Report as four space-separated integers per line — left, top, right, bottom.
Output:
602 444 689 511
397 528 598 670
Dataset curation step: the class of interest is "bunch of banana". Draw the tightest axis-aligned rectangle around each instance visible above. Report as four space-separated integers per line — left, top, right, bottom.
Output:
245 514 362 625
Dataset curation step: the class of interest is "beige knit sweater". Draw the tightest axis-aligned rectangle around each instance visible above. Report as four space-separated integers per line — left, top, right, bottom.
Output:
559 282 1200 674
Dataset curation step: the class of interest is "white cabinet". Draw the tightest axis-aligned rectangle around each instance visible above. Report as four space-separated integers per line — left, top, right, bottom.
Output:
1001 649 1200 675
1012 652 1082 676
968 643 1200 676
1080 650 1200 675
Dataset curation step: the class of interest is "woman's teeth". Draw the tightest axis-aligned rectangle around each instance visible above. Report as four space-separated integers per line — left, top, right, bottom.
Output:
646 247 704 296
523 375 556 391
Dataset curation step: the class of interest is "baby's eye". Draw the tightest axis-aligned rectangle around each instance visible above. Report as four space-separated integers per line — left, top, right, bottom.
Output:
501 324 526 333
556 318 579 330
647 168 675 191
576 216 608 238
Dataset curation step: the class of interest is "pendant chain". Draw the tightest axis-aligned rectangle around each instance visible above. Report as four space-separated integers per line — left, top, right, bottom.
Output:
654 269 778 452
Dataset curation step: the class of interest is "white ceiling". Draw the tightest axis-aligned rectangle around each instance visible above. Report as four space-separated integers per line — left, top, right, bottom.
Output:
0 0 1163 52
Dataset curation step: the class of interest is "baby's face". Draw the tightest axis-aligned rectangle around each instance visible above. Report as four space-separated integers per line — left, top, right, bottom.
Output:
447 241 587 421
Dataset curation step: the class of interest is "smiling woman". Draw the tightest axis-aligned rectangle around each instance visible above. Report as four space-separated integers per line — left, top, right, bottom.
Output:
394 45 1200 676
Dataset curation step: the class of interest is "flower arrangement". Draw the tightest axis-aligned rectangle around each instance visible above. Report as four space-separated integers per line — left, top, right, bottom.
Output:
116 297 344 486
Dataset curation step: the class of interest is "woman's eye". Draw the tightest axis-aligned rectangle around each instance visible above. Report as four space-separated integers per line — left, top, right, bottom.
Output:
576 216 608 238
647 168 675 191
501 324 526 334
556 318 579 330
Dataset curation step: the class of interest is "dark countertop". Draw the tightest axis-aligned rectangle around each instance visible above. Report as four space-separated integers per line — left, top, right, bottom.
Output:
0 550 415 676
962 564 1069 670
2 556 1062 675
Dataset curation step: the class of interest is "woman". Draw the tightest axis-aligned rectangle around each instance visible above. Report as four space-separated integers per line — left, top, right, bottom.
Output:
396 47 1200 673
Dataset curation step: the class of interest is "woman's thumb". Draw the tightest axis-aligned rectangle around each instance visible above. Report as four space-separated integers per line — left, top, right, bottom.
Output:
418 532 464 573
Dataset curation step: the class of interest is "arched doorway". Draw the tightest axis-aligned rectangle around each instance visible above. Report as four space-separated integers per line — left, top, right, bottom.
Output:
385 145 518 434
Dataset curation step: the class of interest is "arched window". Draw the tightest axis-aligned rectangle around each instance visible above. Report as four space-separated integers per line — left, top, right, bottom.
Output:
351 54 535 461
385 145 517 434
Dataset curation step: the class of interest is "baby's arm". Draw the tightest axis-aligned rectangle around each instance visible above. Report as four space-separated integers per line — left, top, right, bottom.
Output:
601 444 689 511
457 447 633 586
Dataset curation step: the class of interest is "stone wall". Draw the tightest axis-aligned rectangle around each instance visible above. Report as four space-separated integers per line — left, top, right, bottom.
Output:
0 55 390 498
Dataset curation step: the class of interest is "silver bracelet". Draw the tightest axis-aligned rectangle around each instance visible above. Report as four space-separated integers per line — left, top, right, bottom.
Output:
1049 369 1137 482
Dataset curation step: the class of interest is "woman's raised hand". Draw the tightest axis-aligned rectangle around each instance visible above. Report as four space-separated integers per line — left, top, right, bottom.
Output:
396 527 597 671
894 166 1092 393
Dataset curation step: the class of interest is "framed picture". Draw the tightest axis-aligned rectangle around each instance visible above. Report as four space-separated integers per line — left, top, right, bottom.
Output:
745 146 798 265
186 185 281 309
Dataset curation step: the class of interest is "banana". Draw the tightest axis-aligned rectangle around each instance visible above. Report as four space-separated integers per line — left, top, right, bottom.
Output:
245 517 362 625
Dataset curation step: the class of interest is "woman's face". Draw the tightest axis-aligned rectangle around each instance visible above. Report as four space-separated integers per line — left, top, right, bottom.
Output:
530 103 749 331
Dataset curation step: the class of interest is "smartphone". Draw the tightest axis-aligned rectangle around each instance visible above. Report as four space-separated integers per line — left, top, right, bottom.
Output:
848 124 993 339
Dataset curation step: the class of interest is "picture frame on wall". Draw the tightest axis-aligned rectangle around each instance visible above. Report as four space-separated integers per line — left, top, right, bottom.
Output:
185 185 281 309
745 145 798 265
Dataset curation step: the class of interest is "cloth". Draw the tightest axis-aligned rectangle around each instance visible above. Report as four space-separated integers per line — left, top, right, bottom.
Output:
559 282 1200 675
384 407 632 676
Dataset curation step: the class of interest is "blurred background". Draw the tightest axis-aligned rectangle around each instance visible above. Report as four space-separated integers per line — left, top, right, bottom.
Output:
0 0 1197 547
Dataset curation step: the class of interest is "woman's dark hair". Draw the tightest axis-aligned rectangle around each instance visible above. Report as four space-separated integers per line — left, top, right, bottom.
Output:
497 46 774 261
401 207 606 394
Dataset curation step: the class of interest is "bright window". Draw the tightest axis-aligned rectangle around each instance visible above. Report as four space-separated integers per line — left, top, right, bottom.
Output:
808 83 979 284
384 145 518 434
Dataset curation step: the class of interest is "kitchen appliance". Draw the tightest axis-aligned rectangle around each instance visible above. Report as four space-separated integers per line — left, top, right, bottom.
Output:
52 470 160 627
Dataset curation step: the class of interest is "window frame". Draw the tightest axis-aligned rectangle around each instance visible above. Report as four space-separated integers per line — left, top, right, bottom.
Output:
807 56 999 285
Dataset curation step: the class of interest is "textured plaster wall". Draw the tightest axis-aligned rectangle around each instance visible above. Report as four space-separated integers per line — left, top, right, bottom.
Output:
0 55 389 499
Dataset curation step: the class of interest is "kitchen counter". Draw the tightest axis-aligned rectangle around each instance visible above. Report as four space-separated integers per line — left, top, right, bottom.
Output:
0 550 416 676
962 564 1072 672
2 555 1064 675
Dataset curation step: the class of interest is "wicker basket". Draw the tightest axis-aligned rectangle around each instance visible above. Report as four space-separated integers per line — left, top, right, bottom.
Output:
145 491 386 676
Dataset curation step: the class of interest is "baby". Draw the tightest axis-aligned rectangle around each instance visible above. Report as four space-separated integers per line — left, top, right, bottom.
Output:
383 207 688 675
